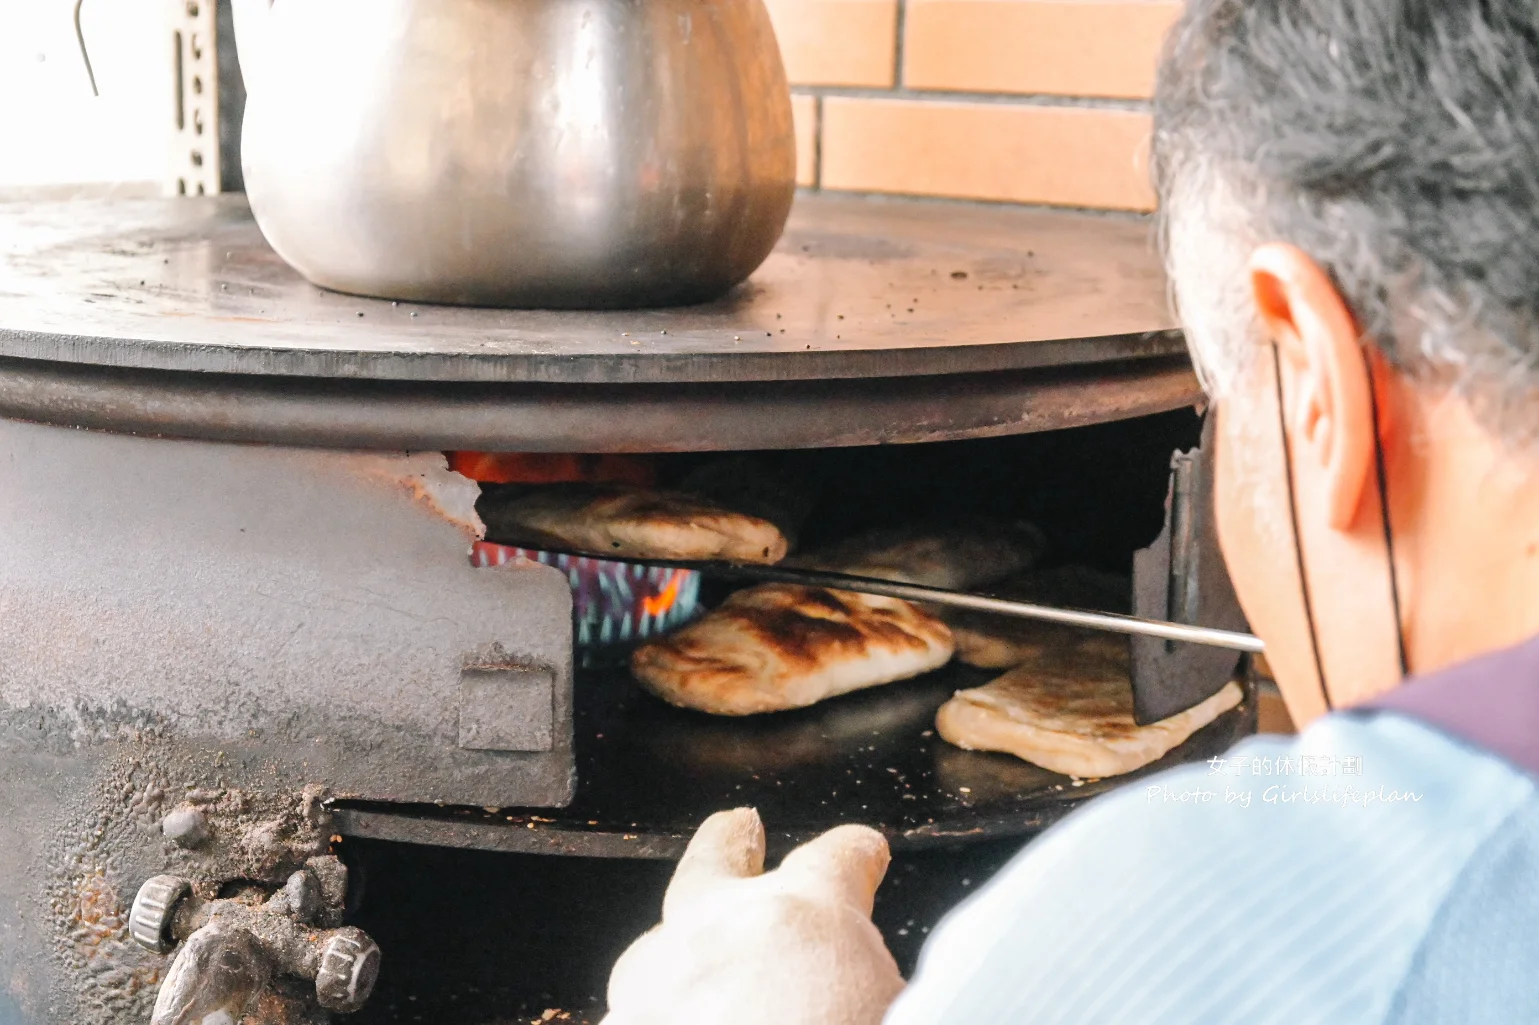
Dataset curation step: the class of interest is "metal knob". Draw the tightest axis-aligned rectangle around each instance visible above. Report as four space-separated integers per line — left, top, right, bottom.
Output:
129 874 191 954
128 861 380 1020
315 927 382 1012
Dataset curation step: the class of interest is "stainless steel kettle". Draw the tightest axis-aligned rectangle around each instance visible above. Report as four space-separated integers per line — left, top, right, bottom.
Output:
231 0 796 308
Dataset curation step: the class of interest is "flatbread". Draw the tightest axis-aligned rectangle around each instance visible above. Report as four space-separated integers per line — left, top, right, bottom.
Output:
477 482 789 564
788 520 1045 590
631 584 955 716
944 566 1131 670
935 628 1243 777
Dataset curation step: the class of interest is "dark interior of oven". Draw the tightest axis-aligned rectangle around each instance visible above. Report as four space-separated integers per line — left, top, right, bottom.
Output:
590 406 1197 571
340 406 1245 1025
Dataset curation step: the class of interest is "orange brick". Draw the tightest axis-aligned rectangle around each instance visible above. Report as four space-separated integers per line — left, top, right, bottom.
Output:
792 94 819 186
904 0 1182 99
820 98 1154 210
764 0 899 87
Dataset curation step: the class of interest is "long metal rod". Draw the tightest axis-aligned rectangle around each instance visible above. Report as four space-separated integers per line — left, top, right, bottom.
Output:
500 541 1267 654
696 563 1265 653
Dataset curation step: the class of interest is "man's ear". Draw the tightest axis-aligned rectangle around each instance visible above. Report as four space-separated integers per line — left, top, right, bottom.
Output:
1247 243 1373 531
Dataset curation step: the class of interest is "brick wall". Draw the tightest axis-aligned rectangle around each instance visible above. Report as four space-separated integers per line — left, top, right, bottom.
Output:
766 0 1180 212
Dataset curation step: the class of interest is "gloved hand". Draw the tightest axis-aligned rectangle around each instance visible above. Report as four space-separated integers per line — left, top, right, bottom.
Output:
603 808 906 1025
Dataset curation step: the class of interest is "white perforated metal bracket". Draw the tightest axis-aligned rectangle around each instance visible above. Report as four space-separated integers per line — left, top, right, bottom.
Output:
166 0 221 196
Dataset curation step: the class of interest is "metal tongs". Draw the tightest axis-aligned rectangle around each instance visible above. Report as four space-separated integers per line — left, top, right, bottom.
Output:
531 551 1264 654
689 562 1264 653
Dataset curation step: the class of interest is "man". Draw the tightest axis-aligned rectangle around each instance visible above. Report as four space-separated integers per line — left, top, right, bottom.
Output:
603 1 1539 1021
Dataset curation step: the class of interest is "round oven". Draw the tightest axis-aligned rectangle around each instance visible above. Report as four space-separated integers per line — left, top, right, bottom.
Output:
0 192 1250 1024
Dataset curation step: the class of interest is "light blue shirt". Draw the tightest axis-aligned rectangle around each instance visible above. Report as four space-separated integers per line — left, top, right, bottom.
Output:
886 711 1539 1024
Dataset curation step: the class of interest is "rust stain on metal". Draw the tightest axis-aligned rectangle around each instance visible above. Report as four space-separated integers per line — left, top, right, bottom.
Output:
70 872 126 963
343 452 485 541
61 866 162 1010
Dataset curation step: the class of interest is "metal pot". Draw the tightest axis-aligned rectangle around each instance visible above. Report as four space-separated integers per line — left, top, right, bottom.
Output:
232 0 796 309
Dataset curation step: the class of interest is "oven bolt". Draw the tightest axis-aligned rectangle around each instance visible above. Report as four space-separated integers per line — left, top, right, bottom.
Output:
128 874 193 954
269 867 322 924
160 806 210 849
315 927 383 1013
129 869 382 1019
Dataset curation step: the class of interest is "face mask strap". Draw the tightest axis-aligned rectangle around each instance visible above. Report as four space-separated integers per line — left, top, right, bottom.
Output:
1362 347 1410 678
1271 343 1333 710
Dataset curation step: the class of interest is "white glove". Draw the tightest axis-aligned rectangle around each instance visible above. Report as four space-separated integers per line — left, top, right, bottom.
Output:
603 808 906 1025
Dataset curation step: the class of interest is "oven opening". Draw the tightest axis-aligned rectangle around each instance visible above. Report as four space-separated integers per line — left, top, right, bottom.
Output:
425 403 1246 849
458 407 1204 662
339 407 1248 1025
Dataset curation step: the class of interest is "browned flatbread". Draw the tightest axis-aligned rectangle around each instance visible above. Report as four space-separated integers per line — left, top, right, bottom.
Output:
631 584 955 716
935 627 1242 777
477 483 788 564
788 520 1045 590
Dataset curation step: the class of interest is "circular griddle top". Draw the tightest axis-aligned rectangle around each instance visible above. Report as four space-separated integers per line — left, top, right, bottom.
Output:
0 193 1179 385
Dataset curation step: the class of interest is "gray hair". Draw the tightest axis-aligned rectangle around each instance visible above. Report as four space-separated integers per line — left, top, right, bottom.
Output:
1153 0 1539 443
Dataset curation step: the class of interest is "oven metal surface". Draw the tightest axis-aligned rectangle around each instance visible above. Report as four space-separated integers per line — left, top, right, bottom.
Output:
0 192 1200 451
0 418 578 1024
0 417 577 810
0 352 1200 451
0 193 1178 385
334 662 1256 860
